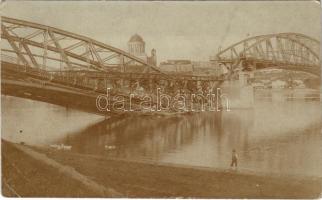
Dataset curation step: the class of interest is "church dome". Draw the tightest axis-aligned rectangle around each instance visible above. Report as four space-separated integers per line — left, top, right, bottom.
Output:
128 34 144 43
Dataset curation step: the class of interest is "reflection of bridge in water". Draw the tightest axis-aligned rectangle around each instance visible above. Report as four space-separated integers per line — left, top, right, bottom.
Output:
1 17 320 114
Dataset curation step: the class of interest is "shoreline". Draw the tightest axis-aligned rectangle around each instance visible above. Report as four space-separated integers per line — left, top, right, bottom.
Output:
34 143 322 181
2 140 322 198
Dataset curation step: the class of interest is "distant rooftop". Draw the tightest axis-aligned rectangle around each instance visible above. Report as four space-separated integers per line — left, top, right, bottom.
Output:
128 34 144 43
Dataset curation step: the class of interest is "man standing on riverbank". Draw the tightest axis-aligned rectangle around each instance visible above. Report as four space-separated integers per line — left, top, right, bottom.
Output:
231 149 238 169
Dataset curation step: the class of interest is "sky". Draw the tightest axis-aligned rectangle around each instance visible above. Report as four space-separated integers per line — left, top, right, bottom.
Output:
2 1 321 63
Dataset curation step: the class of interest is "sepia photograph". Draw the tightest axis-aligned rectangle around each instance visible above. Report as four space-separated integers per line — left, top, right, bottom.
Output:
1 1 321 198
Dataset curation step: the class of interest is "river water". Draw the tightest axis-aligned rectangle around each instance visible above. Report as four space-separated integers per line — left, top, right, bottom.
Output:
2 89 321 177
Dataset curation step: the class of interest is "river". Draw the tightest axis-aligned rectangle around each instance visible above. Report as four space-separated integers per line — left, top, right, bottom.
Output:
1 88 321 177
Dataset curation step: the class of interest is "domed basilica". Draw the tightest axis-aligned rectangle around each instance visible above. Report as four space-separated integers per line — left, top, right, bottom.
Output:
127 34 157 66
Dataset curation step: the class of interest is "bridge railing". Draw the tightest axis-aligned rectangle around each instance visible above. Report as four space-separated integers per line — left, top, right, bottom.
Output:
212 51 320 68
2 54 228 97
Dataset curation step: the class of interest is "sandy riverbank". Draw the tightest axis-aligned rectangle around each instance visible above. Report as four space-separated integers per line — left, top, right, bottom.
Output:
2 140 322 198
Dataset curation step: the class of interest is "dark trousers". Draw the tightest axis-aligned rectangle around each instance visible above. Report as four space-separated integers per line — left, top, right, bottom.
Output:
231 158 237 167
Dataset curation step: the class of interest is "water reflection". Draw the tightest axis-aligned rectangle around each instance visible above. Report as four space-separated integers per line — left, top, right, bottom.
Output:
1 95 104 145
60 101 321 177
1 92 322 177
63 115 198 159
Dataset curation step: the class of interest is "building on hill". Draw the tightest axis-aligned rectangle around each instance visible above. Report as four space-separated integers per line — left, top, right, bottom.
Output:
159 60 224 76
127 34 157 66
159 60 194 72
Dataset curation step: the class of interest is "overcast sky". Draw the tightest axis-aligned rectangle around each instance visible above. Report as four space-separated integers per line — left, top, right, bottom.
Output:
2 1 321 62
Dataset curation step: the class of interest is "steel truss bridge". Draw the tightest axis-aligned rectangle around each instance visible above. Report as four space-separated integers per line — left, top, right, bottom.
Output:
1 17 320 114
212 33 320 75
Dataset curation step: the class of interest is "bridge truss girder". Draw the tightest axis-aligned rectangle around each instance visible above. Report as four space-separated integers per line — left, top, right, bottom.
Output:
213 33 320 76
1 16 163 74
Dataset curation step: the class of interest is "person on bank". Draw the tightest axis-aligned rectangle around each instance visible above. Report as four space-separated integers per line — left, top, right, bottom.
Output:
230 149 238 169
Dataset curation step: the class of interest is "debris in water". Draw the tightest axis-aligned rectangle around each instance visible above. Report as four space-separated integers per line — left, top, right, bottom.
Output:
104 145 116 150
50 144 72 150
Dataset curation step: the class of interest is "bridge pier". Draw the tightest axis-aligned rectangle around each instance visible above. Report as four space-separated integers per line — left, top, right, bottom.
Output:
238 71 254 107
94 79 98 91
149 79 153 93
